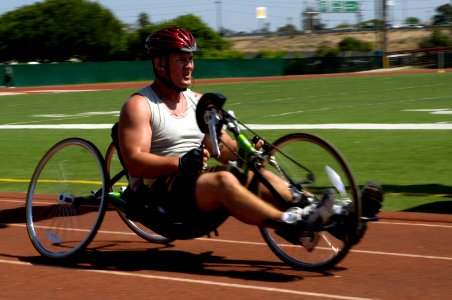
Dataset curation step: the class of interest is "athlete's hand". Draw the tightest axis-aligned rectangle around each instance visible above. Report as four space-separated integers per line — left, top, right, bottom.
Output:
252 135 265 150
179 145 209 173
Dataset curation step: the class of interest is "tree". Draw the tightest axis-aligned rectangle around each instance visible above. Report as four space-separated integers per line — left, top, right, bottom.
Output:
0 2 234 62
338 37 374 52
137 12 152 29
0 0 127 62
358 19 385 29
419 29 452 48
152 14 231 56
335 23 355 29
254 50 287 58
405 17 420 25
432 4 452 25
277 24 297 33
315 42 339 57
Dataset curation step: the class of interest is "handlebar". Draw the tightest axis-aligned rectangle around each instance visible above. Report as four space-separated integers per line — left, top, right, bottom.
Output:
204 109 221 158
196 92 319 210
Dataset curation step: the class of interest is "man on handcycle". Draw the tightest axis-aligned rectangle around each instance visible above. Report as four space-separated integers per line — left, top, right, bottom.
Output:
117 27 383 249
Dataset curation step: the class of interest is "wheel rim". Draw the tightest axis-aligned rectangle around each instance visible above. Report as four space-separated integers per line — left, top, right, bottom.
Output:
26 139 107 258
260 133 360 270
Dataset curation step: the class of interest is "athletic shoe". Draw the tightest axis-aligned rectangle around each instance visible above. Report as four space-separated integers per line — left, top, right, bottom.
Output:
275 189 335 251
361 181 384 219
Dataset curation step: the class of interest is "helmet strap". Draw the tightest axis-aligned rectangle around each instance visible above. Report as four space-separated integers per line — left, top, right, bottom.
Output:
152 55 187 93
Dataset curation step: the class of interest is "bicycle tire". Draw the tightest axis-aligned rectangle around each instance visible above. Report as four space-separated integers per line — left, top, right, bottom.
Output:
258 133 361 271
26 138 108 259
105 142 173 244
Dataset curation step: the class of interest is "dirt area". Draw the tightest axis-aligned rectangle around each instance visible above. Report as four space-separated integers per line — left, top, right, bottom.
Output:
227 29 438 53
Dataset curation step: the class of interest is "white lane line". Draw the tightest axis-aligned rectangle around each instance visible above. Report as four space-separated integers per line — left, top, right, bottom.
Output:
0 258 375 300
349 249 452 261
376 221 452 229
1 123 452 130
3 223 452 261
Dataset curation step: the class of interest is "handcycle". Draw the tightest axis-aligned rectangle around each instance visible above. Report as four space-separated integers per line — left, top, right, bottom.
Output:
25 92 371 271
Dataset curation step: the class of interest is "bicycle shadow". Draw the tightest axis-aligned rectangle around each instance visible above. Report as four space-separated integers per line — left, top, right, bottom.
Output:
0 205 121 229
17 243 343 282
382 184 452 214
0 206 26 225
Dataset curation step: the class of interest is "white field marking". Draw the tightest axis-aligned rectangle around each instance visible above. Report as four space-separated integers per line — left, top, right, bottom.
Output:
26 89 100 93
245 124 452 130
1 123 452 130
0 259 375 300
256 97 295 103
404 108 452 115
4 111 120 126
272 110 304 116
32 111 120 118
4 222 452 261
0 90 101 97
404 109 449 112
264 95 449 117
0 124 112 129
0 92 25 96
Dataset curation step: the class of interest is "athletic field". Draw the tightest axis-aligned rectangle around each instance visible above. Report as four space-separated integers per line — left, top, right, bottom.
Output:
0 71 451 212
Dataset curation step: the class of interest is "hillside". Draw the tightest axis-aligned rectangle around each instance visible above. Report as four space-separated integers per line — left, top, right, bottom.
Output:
227 29 435 54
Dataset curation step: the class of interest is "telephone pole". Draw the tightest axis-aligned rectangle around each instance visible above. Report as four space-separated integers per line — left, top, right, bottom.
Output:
376 0 388 52
215 0 223 34
382 0 388 53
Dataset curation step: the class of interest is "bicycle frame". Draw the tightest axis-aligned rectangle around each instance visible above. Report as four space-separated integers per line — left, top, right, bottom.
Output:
204 107 298 209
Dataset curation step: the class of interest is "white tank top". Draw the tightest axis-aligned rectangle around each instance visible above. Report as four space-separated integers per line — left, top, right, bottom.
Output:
128 86 205 189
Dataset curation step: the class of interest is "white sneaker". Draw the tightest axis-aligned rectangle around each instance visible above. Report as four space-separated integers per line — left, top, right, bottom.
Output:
278 189 335 251
281 207 304 224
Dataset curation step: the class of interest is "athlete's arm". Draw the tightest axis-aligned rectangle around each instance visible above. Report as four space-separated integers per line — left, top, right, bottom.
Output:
119 95 180 178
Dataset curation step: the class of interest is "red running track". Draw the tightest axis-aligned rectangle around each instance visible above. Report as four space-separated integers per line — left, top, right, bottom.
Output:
1 192 452 300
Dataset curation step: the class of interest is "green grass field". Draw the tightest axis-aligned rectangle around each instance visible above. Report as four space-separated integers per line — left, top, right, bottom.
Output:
1 72 451 213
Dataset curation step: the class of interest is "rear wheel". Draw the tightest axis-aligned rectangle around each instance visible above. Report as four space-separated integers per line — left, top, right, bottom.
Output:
26 138 108 259
258 133 361 271
105 142 173 244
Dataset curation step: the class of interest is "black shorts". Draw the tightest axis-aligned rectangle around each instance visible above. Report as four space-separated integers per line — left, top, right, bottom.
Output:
135 165 229 239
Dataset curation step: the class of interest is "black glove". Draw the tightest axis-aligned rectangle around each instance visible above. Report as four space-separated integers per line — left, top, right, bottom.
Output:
252 135 269 151
179 146 205 173
251 135 262 145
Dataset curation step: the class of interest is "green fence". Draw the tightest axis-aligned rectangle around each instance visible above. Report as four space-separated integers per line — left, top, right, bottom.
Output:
1 57 383 88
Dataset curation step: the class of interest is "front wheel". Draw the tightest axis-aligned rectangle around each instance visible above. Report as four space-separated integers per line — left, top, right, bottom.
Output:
258 133 361 271
26 138 108 259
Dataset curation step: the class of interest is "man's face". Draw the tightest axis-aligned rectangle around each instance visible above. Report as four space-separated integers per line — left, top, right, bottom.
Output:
167 52 194 89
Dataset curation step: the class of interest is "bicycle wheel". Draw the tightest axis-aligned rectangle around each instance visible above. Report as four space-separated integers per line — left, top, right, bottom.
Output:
258 133 361 271
26 138 108 259
105 142 173 244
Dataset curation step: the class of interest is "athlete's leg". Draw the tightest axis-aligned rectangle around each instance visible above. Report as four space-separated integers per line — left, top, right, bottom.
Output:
195 171 283 226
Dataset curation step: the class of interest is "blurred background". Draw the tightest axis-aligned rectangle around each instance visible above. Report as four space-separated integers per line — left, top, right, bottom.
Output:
1 0 451 87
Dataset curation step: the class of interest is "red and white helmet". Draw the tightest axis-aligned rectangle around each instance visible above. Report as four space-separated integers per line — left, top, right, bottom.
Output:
145 27 199 56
